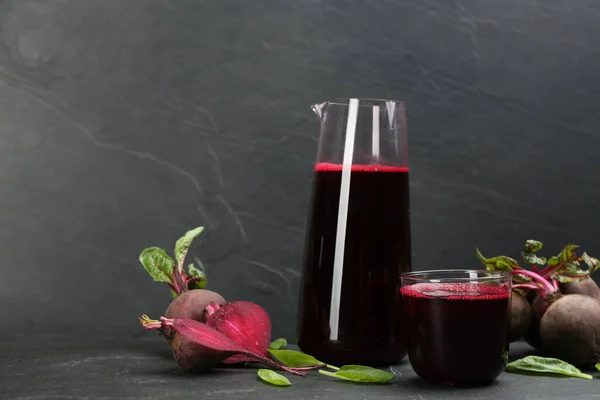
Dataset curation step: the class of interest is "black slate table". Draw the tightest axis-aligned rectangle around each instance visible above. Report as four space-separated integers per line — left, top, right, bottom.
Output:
2 334 599 399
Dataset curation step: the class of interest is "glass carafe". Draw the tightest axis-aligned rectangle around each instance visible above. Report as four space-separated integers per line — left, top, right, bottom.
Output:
296 98 412 366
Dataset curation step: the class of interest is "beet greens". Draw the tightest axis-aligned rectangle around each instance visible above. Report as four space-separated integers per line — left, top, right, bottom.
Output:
139 226 207 297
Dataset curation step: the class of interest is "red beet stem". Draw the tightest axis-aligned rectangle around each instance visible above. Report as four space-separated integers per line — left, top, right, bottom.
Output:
513 283 543 292
171 264 188 294
511 269 555 294
186 277 203 286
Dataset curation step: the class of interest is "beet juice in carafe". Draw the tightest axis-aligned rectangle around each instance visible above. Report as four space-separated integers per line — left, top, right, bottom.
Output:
296 98 412 366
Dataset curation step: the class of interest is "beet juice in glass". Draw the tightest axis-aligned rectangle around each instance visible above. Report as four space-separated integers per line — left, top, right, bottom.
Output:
401 270 511 385
296 98 412 366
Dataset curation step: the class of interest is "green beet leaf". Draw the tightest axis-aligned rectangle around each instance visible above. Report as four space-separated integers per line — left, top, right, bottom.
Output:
269 338 288 350
545 246 598 282
257 369 292 387
476 248 529 282
547 244 578 268
523 240 544 254
582 253 600 274
187 263 207 290
269 349 322 367
522 240 546 266
506 356 592 380
596 363 600 372
174 227 204 272
319 365 395 383
476 249 520 272
522 253 547 267
139 247 175 283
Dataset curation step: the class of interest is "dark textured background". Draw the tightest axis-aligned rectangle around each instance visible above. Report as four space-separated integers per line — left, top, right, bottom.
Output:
2 0 600 341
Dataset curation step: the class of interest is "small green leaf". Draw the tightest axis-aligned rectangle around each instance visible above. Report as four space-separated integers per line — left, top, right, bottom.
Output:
319 365 395 383
524 240 543 254
476 248 520 272
522 253 547 266
174 227 204 273
187 263 207 289
476 248 528 282
505 356 592 380
522 240 546 267
257 369 292 387
139 247 175 283
595 363 600 372
547 245 579 267
548 257 589 283
269 349 322 367
269 338 288 350
552 267 589 283
582 253 600 274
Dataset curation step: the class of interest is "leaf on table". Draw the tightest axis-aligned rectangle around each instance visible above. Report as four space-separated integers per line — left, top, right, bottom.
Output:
505 356 592 380
269 349 322 367
257 369 292 387
319 365 395 383
269 338 288 350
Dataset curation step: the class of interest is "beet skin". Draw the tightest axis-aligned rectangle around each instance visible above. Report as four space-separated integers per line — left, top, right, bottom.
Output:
171 333 234 372
164 289 225 346
540 294 600 367
509 291 531 342
165 289 226 322
523 292 547 351
559 278 600 302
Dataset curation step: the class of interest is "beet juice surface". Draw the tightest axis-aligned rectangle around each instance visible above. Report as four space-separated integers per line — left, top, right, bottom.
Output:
296 98 412 367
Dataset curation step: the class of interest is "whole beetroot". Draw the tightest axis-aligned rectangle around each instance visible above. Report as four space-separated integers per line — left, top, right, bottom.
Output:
509 291 531 342
523 292 552 351
559 278 600 302
540 294 600 367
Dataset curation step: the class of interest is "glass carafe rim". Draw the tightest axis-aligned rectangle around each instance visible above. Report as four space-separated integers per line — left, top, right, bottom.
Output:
316 97 406 107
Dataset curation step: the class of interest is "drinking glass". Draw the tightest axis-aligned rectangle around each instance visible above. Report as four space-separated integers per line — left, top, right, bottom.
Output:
296 98 412 366
401 270 511 385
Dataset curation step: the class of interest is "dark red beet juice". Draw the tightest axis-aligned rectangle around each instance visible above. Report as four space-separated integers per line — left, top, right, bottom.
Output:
401 282 510 385
296 163 411 366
